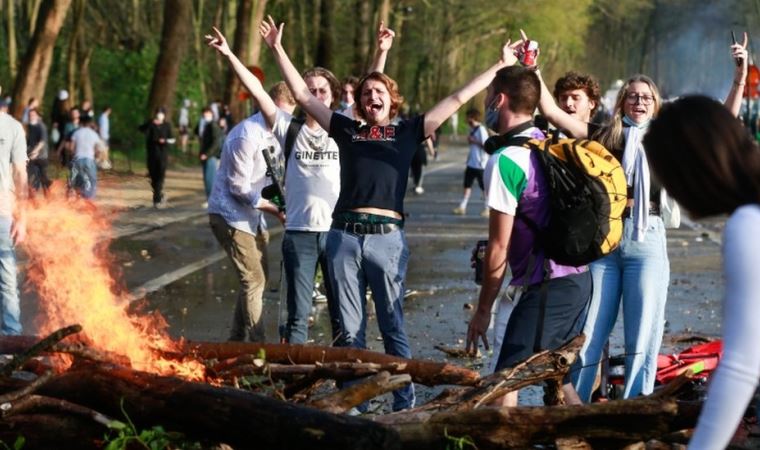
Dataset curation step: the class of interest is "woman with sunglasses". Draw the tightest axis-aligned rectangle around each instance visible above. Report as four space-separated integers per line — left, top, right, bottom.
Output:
533 33 748 401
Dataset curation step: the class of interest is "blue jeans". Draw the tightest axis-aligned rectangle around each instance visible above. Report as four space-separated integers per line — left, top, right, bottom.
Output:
202 157 219 199
282 230 336 344
326 228 415 411
0 217 21 335
69 157 97 199
572 216 669 400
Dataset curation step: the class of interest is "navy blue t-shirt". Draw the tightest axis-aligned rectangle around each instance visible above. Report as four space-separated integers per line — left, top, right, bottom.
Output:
329 113 425 216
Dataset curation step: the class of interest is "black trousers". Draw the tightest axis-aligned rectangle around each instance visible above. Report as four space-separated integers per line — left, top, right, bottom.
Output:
27 159 52 193
147 147 168 204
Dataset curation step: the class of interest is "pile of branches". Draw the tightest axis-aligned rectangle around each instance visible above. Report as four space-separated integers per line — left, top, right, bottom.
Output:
0 325 703 449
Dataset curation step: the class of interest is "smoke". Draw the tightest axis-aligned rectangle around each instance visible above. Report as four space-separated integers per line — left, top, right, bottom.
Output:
650 0 754 100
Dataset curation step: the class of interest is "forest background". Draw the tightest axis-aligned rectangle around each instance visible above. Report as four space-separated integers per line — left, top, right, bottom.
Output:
1 0 759 162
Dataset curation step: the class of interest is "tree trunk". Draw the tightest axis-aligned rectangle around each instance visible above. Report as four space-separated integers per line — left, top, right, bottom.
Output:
28 0 43 35
223 0 252 123
353 0 371 75
378 0 391 25
314 0 333 69
10 0 72 119
190 0 207 106
78 47 94 106
39 363 402 450
129 0 140 35
185 341 481 386
65 0 84 104
247 0 267 66
146 0 191 121
385 398 700 450
7 0 18 81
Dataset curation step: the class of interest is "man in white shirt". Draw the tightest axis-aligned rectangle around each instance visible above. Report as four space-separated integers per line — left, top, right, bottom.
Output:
453 108 490 216
207 83 296 342
0 84 28 335
69 115 102 199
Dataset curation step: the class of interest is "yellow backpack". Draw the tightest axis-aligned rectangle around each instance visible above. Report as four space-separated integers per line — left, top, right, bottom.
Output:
520 137 627 266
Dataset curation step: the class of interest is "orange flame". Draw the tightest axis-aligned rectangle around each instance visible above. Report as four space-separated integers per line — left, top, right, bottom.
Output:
21 186 205 380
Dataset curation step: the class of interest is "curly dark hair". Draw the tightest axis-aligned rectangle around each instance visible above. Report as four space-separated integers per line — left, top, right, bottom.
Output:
553 71 601 115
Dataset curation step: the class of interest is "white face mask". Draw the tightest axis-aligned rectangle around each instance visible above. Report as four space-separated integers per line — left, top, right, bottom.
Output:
156 112 165 121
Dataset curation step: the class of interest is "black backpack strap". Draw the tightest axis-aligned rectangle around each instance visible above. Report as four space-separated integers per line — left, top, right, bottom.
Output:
483 134 531 155
284 117 305 170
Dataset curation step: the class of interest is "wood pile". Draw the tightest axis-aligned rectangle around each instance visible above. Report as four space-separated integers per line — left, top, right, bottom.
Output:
0 327 702 449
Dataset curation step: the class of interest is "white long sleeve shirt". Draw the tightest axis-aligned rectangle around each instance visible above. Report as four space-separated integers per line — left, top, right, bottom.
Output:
688 204 760 449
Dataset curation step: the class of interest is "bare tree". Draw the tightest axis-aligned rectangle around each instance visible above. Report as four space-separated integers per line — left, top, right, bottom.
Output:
7 0 18 80
315 0 334 69
353 0 372 75
146 0 192 121
10 0 73 119
223 0 252 122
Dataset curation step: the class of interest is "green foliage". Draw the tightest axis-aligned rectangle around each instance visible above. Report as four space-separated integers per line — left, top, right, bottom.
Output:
0 436 25 450
444 428 478 450
89 43 159 154
103 399 201 450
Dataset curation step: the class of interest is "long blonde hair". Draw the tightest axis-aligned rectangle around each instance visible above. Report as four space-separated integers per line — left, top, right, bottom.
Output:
595 74 662 151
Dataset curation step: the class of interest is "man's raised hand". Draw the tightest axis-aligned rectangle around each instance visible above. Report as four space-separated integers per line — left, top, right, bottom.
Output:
377 20 396 52
259 15 284 49
205 27 231 56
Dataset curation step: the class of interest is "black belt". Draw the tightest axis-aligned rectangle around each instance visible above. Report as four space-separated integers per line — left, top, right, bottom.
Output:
623 205 660 217
332 222 401 235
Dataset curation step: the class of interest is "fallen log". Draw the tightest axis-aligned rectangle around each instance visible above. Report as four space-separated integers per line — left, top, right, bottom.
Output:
306 371 412 414
1 325 81 376
0 413 104 450
186 341 480 386
388 396 701 450
379 335 584 420
38 362 401 450
214 356 407 382
0 337 480 387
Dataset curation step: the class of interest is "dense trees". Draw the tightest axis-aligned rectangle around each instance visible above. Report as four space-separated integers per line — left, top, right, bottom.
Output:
0 0 757 153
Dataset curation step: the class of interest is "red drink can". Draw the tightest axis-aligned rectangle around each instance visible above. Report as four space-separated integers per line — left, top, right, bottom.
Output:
520 40 539 67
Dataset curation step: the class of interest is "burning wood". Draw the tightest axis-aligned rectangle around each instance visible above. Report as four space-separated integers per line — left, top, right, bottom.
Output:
0 327 705 449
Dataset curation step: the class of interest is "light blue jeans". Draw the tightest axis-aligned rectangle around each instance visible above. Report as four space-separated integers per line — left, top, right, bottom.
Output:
572 216 669 401
0 217 21 335
202 156 219 199
69 157 97 199
282 230 336 344
326 228 415 411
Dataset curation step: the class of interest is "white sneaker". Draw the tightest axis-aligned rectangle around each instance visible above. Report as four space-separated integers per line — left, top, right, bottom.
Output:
452 206 465 215
414 186 424 195
312 288 327 304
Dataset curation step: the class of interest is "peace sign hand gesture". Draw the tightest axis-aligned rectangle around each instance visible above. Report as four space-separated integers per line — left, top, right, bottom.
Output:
731 31 749 83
